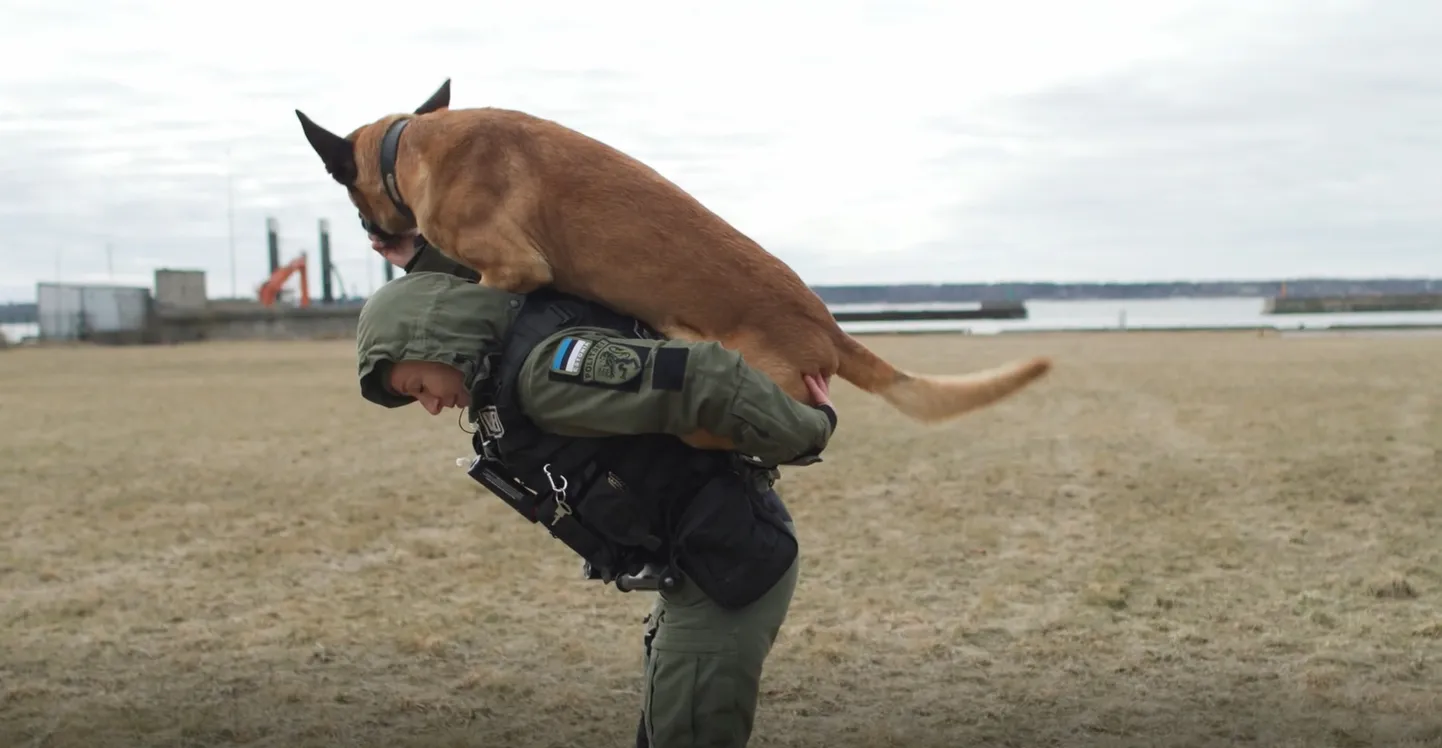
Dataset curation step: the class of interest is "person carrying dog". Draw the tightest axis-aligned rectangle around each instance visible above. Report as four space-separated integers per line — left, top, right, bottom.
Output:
357 232 837 747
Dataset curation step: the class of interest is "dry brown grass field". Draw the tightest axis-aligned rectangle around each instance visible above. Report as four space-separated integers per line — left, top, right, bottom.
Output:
2 330 1441 747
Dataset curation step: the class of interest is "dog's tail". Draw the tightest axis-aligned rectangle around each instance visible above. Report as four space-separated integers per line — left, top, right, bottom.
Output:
834 333 1052 422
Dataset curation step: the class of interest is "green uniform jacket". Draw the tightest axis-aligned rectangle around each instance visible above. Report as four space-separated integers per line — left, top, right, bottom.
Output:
356 242 836 467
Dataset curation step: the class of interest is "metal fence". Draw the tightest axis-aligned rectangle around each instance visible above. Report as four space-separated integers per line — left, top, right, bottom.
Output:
36 283 154 341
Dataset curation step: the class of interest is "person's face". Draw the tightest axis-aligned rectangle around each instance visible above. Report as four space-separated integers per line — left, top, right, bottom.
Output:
386 360 470 415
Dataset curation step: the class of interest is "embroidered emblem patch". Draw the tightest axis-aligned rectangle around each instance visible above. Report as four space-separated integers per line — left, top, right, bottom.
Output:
582 341 645 386
550 337 591 376
546 337 651 391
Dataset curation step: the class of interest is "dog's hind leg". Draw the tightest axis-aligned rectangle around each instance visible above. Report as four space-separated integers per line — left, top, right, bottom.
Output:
674 349 818 452
648 323 790 452
679 429 737 451
657 322 815 406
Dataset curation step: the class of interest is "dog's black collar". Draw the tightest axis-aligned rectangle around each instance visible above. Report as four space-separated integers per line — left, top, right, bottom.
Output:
378 117 415 223
359 117 416 243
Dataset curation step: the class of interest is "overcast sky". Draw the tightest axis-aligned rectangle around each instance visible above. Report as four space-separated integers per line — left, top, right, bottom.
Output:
2 0 1438 303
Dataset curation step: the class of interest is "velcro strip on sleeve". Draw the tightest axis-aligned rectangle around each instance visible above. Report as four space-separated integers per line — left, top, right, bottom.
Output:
651 347 689 391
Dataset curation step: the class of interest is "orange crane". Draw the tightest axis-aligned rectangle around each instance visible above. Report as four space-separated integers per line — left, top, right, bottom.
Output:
258 253 311 308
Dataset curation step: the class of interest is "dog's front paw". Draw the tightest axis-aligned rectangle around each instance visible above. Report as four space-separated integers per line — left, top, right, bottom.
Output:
475 263 550 294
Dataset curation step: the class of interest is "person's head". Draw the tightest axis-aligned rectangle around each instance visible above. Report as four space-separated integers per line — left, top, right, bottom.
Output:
381 359 470 415
356 272 523 415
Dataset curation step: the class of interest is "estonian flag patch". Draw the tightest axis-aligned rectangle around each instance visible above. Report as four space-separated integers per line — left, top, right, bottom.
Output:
551 337 591 376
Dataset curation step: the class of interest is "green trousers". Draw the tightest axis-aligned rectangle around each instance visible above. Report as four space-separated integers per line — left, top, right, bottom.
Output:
636 529 801 747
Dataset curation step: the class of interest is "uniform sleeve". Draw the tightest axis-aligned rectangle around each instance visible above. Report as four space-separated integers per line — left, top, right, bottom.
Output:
404 240 481 281
514 330 836 466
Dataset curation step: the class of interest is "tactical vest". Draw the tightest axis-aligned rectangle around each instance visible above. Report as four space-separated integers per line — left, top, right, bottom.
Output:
462 287 798 610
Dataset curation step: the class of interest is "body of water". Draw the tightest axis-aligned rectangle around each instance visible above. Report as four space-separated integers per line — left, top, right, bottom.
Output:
2 322 38 342
5 297 1442 344
837 296 1442 335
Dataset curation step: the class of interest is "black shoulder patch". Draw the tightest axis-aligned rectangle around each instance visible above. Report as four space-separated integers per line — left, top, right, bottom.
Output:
652 347 689 391
547 339 651 392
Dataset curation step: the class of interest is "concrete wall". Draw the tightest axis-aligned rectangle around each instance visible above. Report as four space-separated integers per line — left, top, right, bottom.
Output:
155 305 361 343
830 300 1027 322
1265 293 1442 314
151 301 1039 345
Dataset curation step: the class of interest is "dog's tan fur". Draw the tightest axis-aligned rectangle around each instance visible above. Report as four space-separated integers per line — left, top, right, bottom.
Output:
297 80 1052 450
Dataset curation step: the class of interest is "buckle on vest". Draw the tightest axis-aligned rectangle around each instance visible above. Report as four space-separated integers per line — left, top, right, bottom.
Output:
471 428 503 463
612 562 680 593
476 405 505 439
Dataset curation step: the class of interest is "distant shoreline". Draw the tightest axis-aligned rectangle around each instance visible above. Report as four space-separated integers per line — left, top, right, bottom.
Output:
810 278 1441 305
4 277 1442 325
2 276 1442 319
841 322 1442 337
9 316 1442 347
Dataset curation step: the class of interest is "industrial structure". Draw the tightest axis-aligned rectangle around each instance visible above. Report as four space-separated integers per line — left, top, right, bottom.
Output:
26 215 1042 345
30 217 375 344
258 254 312 308
153 269 207 312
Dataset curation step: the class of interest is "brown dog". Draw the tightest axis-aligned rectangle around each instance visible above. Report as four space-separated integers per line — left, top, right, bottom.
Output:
296 80 1051 450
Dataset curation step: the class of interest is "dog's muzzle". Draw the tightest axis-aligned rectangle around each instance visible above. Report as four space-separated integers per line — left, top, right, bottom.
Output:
359 211 406 243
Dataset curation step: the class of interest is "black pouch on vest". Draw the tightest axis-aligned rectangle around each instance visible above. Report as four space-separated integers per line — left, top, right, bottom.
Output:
671 472 798 610
576 470 663 553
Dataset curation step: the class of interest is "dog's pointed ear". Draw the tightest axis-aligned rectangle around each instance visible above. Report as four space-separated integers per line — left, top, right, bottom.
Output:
415 79 451 115
295 110 357 184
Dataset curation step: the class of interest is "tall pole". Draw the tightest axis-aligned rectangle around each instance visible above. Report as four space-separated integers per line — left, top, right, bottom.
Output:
227 146 237 298
319 219 333 304
104 180 115 283
266 218 280 275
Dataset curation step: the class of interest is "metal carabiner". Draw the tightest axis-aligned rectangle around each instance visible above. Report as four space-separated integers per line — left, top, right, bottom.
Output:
542 463 569 496
541 463 572 524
